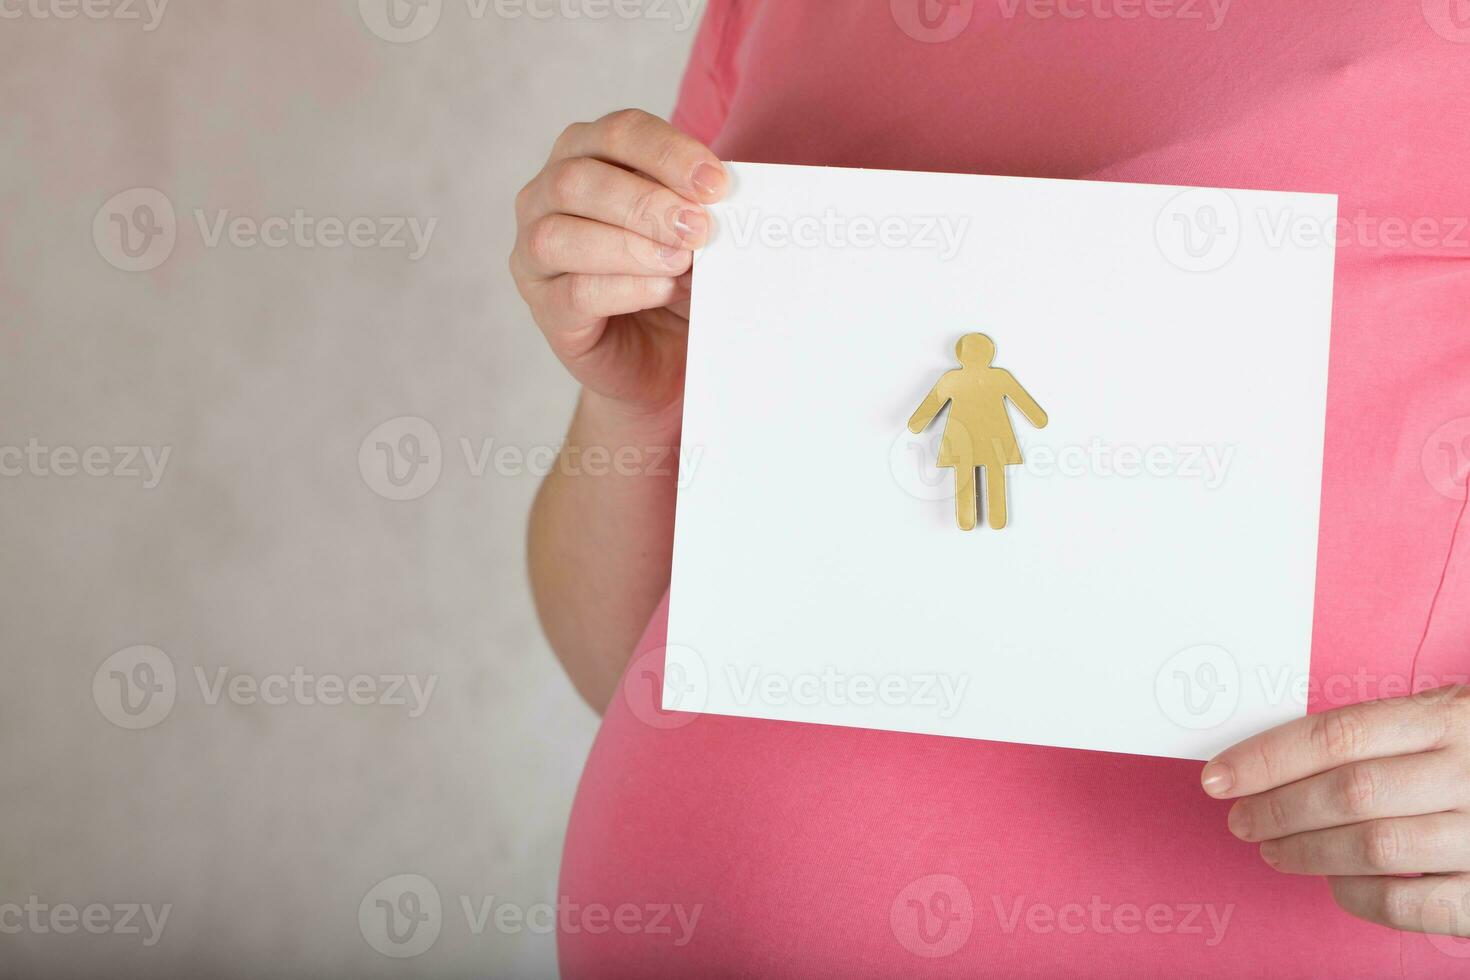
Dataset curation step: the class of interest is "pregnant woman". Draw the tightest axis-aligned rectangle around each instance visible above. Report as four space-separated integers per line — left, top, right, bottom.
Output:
511 3 1470 975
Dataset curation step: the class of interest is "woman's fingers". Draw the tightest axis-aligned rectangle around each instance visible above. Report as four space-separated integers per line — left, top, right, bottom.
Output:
523 157 709 251
550 108 726 206
666 272 692 320
1330 873 1470 935
1227 749 1469 842
517 213 692 280
532 274 687 348
1203 690 1460 799
507 110 714 386
1260 811 1470 876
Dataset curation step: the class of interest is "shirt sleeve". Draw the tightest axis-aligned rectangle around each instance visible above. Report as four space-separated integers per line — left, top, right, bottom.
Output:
670 0 744 146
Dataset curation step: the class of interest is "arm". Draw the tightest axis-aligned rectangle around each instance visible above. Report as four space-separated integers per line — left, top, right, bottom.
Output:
528 392 682 712
1005 374 1048 429
908 384 948 433
510 109 728 712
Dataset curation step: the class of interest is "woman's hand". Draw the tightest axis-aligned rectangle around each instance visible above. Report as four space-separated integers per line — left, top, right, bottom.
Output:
1204 685 1470 937
510 108 726 417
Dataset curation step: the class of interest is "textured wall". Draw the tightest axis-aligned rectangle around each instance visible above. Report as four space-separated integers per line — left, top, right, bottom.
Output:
0 2 697 976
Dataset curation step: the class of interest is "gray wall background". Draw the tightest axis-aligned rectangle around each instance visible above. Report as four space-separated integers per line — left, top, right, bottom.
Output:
0 2 700 976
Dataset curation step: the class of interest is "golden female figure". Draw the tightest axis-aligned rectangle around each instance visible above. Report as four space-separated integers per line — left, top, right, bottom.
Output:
907 333 1048 531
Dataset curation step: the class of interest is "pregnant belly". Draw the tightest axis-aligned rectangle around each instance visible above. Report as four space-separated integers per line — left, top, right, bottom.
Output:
556 599 1417 979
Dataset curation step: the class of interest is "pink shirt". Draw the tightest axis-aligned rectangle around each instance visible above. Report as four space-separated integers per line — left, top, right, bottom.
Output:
560 2 1470 975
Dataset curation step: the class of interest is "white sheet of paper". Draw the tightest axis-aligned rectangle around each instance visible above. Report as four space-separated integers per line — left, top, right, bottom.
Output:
668 161 1337 761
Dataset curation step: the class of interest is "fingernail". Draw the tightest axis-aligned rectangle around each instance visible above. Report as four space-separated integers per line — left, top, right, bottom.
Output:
691 163 724 202
672 208 707 243
658 243 686 265
1227 805 1252 840
1201 762 1234 797
1259 841 1280 867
